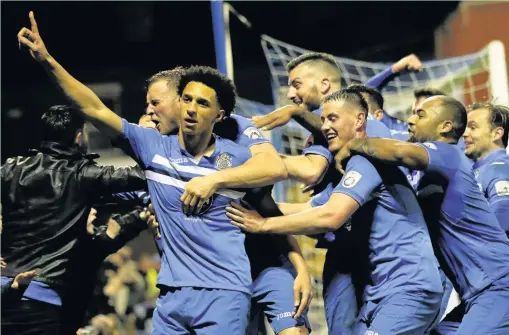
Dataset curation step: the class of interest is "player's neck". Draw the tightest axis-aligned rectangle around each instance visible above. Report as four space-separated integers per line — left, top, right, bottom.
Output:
479 144 505 161
355 130 368 139
178 130 216 159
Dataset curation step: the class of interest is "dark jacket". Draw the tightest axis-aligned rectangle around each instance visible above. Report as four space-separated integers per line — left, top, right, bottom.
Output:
1 141 147 287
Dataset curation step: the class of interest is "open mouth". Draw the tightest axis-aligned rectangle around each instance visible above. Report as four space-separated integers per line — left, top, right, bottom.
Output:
184 118 198 127
325 132 337 141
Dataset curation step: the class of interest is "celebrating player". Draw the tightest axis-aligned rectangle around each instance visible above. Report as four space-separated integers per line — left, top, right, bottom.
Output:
463 102 509 232
335 95 509 334
227 88 444 334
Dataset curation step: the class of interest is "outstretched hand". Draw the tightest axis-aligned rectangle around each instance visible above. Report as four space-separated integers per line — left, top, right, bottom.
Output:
226 201 267 233
250 105 303 131
17 11 50 62
334 144 353 175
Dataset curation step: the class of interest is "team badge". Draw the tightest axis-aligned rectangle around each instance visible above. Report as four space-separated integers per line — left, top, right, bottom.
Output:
495 180 509 196
215 153 233 170
342 171 362 188
243 127 263 140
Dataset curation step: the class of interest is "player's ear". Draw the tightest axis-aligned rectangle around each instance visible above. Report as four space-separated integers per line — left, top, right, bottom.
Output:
439 120 453 136
320 77 331 95
374 109 384 121
492 126 504 143
356 112 367 130
215 109 225 124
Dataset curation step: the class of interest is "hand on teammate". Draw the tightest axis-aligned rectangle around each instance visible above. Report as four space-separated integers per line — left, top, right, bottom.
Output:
1 258 37 289
250 105 306 131
293 272 313 319
226 201 267 233
181 176 219 216
140 204 161 240
392 54 423 73
17 11 51 62
334 143 353 175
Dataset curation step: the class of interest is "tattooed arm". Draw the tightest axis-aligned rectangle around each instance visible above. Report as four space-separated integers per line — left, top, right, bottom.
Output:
335 138 429 172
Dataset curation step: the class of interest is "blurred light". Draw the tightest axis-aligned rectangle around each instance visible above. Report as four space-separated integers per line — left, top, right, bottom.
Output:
7 108 23 119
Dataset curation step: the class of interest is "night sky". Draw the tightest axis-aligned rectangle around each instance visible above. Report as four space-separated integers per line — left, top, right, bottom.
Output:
1 1 459 159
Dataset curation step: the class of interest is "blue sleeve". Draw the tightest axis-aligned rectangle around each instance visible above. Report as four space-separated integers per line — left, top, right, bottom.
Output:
121 118 162 166
484 165 509 232
332 155 382 205
230 114 270 147
311 183 334 207
302 145 333 164
418 141 460 180
365 66 395 89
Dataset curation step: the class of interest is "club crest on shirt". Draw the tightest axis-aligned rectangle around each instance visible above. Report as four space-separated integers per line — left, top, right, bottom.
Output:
342 171 362 188
243 127 263 140
215 153 233 170
495 180 509 196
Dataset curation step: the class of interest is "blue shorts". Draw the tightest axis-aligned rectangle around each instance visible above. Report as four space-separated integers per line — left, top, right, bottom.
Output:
152 286 250 335
249 266 311 334
452 273 509 335
322 251 358 335
354 291 442 335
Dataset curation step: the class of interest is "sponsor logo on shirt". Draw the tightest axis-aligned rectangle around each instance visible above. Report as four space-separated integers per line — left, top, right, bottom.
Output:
243 127 263 140
276 312 293 320
170 157 189 164
215 153 233 170
495 180 509 196
423 142 437 150
342 171 362 188
364 331 379 335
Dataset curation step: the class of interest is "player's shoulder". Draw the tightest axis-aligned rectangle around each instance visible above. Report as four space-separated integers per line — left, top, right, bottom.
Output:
485 157 509 178
215 136 252 166
346 154 373 169
229 114 265 140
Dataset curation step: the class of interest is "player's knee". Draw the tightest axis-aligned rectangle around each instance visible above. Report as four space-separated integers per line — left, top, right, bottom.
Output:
277 325 309 335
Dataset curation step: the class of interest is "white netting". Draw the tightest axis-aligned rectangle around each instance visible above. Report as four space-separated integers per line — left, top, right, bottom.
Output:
256 35 508 335
262 34 508 121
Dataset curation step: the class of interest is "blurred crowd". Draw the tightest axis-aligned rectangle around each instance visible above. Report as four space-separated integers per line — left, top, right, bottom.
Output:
77 212 161 335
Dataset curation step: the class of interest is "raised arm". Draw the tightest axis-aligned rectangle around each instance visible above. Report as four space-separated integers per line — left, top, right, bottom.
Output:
366 54 423 90
335 138 429 173
17 11 122 137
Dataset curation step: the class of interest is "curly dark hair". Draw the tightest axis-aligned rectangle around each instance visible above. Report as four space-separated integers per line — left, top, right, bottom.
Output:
177 66 237 117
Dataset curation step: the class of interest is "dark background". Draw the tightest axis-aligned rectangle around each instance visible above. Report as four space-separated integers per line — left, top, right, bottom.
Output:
1 1 459 160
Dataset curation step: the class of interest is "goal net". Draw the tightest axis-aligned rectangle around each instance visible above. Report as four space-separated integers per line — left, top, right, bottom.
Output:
250 34 508 335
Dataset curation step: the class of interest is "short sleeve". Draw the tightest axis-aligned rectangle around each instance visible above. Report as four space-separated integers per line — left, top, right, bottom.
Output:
484 164 509 231
311 183 334 207
229 115 269 147
121 118 162 166
332 155 382 206
303 145 333 164
417 141 460 180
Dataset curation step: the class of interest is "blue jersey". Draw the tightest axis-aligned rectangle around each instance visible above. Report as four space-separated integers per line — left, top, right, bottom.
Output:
121 119 253 294
415 141 509 301
332 155 442 301
473 148 509 232
380 113 408 132
220 114 291 275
